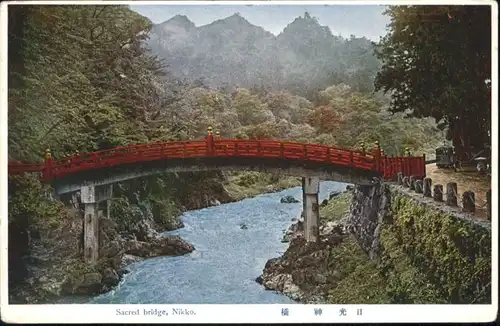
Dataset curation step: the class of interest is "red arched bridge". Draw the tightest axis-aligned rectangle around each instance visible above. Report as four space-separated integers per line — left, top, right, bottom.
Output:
8 133 426 195
8 132 426 262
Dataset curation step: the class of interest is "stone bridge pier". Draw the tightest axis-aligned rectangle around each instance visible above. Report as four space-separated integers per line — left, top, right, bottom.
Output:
302 177 320 243
80 184 113 263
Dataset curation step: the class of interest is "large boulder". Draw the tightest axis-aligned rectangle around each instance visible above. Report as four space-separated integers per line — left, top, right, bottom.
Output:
319 221 345 236
68 272 103 295
102 267 120 288
282 219 304 243
280 196 300 204
120 254 144 268
264 257 280 271
210 199 221 206
124 235 194 258
130 219 159 242
261 273 305 302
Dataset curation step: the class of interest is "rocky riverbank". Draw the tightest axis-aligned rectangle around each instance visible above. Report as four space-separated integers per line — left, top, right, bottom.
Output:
9 204 201 304
258 214 350 303
8 173 347 304
256 187 388 304
257 180 491 305
8 172 234 304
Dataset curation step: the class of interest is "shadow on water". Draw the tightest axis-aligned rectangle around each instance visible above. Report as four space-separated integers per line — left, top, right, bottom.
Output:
62 181 348 304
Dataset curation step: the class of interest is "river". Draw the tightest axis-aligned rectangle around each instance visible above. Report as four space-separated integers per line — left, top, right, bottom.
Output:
73 181 347 304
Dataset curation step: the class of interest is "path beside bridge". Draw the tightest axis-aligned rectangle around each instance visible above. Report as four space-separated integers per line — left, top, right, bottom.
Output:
425 163 491 220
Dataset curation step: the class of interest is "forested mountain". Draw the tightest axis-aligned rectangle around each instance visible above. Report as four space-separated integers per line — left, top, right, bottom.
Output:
8 6 440 164
146 12 382 97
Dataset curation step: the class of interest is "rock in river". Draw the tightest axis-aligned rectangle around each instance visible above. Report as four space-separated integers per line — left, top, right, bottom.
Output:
124 235 195 258
280 196 300 204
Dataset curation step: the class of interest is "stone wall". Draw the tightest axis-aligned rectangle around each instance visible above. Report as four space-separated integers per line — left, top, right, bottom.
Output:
346 183 392 262
347 180 491 304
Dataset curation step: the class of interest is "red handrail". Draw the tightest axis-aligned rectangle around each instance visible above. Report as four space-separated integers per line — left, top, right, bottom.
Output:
8 138 426 182
8 162 45 174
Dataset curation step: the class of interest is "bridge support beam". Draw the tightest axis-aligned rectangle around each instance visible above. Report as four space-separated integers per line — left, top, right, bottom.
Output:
107 199 112 220
81 185 99 263
302 177 320 243
80 184 113 263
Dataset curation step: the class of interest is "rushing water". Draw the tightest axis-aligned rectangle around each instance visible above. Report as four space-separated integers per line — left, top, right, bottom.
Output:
73 181 347 304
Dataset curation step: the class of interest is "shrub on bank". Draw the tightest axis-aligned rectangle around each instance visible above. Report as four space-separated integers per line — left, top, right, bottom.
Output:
321 192 351 222
225 171 301 200
8 174 68 285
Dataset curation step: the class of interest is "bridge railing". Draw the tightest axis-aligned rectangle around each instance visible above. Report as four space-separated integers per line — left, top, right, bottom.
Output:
382 155 426 180
44 139 377 180
49 140 208 178
8 162 45 174
7 135 426 182
212 139 376 171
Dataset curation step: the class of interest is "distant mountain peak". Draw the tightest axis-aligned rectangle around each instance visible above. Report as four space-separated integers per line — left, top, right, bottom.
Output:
279 12 332 39
228 12 244 19
162 14 195 29
200 12 259 33
222 12 251 25
145 11 380 93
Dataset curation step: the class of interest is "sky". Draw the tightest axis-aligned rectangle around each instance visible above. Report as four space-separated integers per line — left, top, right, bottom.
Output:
130 4 391 41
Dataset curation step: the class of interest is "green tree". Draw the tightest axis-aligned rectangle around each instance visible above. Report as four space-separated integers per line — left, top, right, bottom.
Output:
8 5 169 161
311 84 444 155
374 5 491 156
232 88 271 126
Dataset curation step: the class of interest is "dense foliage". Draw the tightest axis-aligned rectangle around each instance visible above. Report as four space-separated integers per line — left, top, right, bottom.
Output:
321 190 491 304
380 194 491 304
8 5 173 161
170 83 444 156
374 5 491 156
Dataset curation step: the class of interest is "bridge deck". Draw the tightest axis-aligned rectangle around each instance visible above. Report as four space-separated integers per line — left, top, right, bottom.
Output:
8 137 426 188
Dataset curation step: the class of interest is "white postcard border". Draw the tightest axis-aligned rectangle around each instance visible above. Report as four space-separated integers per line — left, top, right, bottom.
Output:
0 0 497 324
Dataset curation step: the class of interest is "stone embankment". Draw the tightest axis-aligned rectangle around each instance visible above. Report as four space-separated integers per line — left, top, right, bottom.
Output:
258 177 491 304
